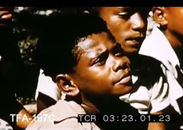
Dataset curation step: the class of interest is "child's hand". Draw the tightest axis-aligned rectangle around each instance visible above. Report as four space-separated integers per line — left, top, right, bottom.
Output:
0 7 12 27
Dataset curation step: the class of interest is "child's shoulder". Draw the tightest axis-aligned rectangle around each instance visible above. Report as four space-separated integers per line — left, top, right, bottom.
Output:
27 100 88 130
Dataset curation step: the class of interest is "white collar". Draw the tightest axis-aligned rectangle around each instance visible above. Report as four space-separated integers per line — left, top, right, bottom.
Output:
139 26 180 76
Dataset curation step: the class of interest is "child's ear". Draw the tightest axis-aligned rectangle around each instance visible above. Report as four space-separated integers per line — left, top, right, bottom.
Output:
56 74 79 97
152 7 168 27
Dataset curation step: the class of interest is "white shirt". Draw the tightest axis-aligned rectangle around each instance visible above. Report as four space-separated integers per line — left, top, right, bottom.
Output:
26 100 100 130
120 64 169 114
0 118 13 130
139 26 183 114
35 69 61 101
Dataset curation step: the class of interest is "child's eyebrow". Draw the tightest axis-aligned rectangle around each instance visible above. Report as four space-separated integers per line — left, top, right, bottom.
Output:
89 49 108 65
96 49 108 58
116 7 131 12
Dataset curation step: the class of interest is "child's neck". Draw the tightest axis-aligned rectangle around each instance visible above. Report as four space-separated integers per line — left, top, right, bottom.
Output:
80 93 141 130
80 94 100 114
164 30 183 53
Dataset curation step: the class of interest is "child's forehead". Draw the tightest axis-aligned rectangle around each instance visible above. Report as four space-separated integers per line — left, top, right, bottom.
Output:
77 32 114 51
101 7 146 12
114 7 131 11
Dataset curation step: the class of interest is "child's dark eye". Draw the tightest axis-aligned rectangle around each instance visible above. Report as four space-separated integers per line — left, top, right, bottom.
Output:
114 52 123 57
117 11 131 19
94 57 106 66
93 51 108 66
112 44 124 57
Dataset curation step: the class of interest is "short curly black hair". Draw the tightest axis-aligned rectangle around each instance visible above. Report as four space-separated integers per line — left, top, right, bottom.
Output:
35 8 111 80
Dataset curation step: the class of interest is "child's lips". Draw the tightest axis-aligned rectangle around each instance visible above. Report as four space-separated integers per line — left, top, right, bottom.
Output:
114 71 132 86
116 75 132 85
125 37 144 47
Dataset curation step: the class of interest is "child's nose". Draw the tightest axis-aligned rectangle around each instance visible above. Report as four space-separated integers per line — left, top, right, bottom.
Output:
112 56 130 72
130 13 146 31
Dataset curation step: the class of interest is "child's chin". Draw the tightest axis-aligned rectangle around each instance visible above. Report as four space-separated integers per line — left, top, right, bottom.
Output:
113 85 133 96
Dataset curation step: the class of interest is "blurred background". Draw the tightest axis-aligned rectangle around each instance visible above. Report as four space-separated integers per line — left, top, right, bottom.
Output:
11 7 63 113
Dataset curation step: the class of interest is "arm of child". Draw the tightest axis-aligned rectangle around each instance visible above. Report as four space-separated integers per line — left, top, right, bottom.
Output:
148 111 165 130
16 108 33 129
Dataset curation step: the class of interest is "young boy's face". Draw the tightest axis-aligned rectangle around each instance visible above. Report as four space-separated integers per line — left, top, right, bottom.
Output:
98 7 148 54
72 32 132 96
164 7 183 39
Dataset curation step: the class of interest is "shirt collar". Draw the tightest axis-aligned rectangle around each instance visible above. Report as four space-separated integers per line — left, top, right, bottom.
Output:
139 26 180 76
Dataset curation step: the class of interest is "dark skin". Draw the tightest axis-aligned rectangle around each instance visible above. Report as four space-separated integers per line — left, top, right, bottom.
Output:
152 7 183 130
55 32 147 130
153 7 183 66
0 6 12 27
98 7 148 54
57 32 132 114
98 7 165 130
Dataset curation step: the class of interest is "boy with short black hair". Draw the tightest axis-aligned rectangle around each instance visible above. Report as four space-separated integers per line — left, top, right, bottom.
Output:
96 7 172 130
27 10 148 130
